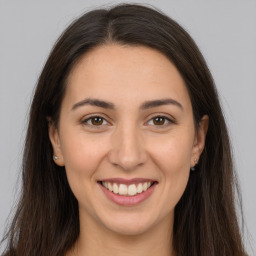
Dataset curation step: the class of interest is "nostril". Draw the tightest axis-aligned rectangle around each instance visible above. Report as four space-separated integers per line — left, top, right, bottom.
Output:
107 137 147 171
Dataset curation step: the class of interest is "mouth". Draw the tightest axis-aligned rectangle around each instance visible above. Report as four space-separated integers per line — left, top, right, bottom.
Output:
97 179 158 206
98 180 156 196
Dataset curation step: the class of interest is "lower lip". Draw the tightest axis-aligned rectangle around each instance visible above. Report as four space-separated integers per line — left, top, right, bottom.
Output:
99 183 157 206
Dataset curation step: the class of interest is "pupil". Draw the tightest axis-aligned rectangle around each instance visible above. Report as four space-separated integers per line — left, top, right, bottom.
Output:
92 117 103 125
154 117 165 125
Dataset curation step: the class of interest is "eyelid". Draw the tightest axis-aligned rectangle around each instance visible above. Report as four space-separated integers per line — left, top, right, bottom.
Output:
80 113 111 128
80 113 176 129
145 113 176 127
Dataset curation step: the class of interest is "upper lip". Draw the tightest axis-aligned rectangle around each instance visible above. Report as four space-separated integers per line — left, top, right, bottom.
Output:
99 178 157 185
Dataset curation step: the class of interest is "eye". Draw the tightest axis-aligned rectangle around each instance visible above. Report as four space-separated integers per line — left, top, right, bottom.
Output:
147 115 174 127
81 115 108 127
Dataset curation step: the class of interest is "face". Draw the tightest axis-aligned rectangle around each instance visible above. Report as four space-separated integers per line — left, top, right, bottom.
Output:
49 44 208 236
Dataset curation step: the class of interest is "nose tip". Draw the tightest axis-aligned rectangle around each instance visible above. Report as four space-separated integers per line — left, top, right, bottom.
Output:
108 130 147 171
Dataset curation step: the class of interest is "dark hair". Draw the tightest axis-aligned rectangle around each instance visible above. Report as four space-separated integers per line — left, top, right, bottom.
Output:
1 3 247 256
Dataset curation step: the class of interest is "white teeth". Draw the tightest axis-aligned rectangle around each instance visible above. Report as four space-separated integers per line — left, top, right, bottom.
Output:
108 183 113 192
128 184 137 196
137 183 143 193
142 182 148 191
113 183 118 194
102 181 154 196
119 184 128 195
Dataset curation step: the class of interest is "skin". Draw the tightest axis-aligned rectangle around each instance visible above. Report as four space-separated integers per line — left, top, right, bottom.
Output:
49 44 208 256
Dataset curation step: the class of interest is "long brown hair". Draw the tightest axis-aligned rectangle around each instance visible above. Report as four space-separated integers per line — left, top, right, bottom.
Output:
1 3 247 256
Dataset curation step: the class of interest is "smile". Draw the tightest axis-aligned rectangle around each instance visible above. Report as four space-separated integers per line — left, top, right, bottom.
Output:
101 181 153 196
98 179 158 206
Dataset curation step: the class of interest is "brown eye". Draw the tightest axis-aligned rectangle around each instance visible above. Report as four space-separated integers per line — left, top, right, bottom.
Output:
82 116 108 127
91 117 104 125
147 115 174 127
153 117 166 125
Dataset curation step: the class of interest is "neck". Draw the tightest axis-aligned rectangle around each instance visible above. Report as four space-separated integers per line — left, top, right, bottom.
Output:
67 212 175 256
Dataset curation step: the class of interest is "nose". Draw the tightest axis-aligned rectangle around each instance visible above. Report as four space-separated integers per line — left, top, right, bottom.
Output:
108 125 147 171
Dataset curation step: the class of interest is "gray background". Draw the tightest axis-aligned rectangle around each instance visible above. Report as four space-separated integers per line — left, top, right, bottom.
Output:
0 0 255 254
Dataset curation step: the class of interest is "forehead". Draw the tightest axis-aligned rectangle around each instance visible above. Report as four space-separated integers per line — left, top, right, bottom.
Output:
64 44 191 110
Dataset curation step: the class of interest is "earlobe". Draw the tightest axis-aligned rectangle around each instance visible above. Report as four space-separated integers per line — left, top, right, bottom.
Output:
48 118 65 166
191 115 209 167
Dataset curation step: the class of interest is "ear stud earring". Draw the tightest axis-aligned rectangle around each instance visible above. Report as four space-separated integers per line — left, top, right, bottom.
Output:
190 158 197 172
53 155 58 161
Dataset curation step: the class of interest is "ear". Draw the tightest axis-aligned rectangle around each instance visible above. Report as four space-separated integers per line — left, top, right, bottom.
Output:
191 115 209 167
48 118 65 166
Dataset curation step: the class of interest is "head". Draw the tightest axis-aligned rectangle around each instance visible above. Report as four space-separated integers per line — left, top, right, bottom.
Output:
6 4 245 256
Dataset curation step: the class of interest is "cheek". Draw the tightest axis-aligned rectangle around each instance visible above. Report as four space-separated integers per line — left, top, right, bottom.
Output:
149 132 193 173
59 131 108 191
148 132 193 204
59 133 111 216
61 128 107 166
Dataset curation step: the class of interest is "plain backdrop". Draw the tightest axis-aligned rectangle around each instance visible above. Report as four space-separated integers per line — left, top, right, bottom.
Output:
0 0 255 254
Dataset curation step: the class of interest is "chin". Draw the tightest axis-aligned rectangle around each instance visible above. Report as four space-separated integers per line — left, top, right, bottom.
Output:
106 220 154 236
98 210 170 237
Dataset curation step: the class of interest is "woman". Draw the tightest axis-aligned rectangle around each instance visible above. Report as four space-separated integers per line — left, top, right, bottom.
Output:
1 3 247 256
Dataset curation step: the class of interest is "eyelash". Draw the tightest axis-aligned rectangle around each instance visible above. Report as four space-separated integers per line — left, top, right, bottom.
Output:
81 114 175 129
146 115 175 127
81 115 109 129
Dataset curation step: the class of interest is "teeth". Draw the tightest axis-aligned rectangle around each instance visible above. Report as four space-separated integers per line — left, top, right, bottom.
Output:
137 183 143 193
142 182 148 191
108 183 113 192
119 184 127 195
102 181 154 196
128 184 137 196
113 183 118 194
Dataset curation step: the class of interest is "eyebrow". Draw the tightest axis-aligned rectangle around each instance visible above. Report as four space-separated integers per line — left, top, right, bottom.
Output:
140 98 183 110
72 98 115 110
71 98 183 111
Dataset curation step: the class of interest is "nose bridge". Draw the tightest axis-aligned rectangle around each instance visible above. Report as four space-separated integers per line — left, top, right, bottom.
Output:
108 121 147 171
